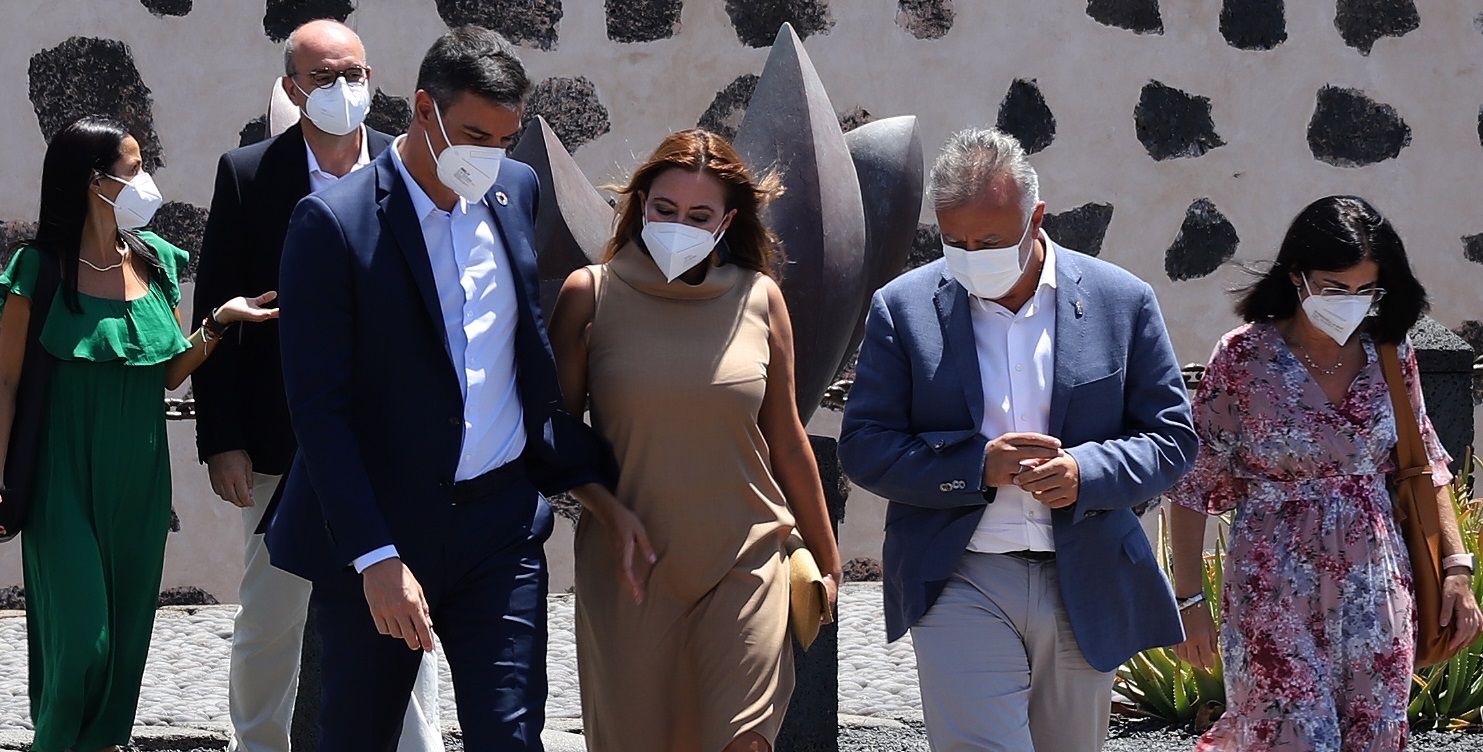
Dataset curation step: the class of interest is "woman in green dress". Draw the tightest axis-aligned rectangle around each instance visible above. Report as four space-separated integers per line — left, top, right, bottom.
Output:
0 116 278 752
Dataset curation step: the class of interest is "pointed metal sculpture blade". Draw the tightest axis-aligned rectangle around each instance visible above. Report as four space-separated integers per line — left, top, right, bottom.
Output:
733 23 867 425
841 115 924 369
510 115 615 313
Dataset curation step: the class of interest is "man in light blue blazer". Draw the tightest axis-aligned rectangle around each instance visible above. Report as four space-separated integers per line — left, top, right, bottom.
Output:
839 128 1197 751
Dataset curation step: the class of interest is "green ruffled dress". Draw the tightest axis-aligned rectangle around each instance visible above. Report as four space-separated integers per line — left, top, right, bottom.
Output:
0 232 190 752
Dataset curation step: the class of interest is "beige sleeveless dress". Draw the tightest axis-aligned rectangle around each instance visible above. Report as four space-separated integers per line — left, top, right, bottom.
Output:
574 243 796 751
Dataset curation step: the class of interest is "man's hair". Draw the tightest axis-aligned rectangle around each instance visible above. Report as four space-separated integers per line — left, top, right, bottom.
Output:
928 127 1039 216
416 25 530 110
282 19 360 76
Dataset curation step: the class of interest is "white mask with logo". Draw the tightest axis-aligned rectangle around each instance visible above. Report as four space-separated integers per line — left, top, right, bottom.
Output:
641 216 727 282
296 77 371 136
942 215 1034 300
1299 274 1373 346
98 172 163 230
423 100 505 204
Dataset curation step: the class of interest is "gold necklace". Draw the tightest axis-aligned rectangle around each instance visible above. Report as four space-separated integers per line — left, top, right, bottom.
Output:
80 240 128 273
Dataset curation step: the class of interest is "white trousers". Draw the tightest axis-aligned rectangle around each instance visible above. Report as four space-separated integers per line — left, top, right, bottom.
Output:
228 472 443 752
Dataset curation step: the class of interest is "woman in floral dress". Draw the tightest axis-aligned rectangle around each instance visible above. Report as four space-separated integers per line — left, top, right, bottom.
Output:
1169 195 1482 751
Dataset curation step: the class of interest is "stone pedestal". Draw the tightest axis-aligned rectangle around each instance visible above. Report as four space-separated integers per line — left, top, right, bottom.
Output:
776 436 848 752
1410 316 1476 471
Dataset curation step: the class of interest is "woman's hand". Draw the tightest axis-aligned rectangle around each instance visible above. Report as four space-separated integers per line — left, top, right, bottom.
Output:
822 572 840 623
1441 569 1483 653
1172 602 1219 671
214 292 279 325
579 486 655 605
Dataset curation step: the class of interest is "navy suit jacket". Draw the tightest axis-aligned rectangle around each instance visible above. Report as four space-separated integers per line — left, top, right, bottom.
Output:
265 147 617 581
838 243 1198 672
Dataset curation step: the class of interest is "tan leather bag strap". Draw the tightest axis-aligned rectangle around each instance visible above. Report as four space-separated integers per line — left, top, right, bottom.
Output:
1379 343 1439 536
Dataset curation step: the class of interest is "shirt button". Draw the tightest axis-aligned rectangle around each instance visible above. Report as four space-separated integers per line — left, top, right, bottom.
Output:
1016 364 1024 372
448 417 460 427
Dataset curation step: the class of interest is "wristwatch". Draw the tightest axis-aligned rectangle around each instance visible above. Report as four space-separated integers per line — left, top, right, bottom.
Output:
1442 553 1476 574
1175 592 1206 612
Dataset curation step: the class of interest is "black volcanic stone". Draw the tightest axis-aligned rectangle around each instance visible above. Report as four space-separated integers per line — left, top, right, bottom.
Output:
1307 86 1410 166
1477 106 1481 150
1464 234 1483 265
606 0 682 43
725 0 834 48
843 556 883 582
1043 203 1114 257
838 106 875 133
1165 198 1238 281
29 37 164 172
907 223 943 270
140 0 192 16
1220 0 1286 50
239 115 269 147
1335 0 1419 55
996 79 1055 155
520 76 611 153
897 0 954 39
158 586 220 607
263 0 355 43
1135 81 1225 161
1086 0 1163 34
0 221 39 265
435 0 562 50
148 202 207 282
0 586 23 610
365 88 411 136
698 74 759 141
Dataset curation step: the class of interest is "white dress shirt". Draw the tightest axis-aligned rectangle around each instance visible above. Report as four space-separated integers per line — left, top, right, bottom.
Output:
967 233 1058 553
353 136 527 572
304 126 371 193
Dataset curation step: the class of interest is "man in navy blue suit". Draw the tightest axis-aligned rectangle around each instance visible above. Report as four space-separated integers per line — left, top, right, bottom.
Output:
839 128 1197 751
267 27 616 751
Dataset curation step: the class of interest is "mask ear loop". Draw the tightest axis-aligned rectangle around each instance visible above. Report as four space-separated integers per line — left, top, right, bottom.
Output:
423 99 457 161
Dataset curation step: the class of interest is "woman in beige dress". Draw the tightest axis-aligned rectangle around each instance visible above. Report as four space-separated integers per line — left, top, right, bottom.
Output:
550 129 842 752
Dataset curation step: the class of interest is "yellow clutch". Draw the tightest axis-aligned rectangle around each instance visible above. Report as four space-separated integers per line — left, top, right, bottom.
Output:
786 534 833 650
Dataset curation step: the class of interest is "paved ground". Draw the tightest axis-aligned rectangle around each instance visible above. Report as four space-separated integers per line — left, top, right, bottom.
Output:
0 584 920 731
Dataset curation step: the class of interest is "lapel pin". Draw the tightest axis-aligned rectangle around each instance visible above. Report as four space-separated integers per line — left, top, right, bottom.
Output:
1074 300 1084 318
494 191 509 206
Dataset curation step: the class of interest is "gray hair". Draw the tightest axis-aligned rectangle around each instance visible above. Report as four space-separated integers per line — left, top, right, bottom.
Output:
928 127 1040 216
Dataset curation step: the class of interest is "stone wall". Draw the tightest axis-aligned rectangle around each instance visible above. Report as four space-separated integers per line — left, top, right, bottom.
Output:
1 0 1480 599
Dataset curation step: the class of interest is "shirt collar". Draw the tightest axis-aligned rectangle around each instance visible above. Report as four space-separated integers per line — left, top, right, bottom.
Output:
304 125 371 178
389 134 479 221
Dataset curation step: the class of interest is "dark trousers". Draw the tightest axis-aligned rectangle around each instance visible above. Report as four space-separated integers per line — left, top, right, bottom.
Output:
312 470 554 752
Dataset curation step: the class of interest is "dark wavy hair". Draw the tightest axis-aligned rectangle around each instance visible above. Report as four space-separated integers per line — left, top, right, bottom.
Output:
9 115 164 312
1234 195 1426 344
603 129 784 276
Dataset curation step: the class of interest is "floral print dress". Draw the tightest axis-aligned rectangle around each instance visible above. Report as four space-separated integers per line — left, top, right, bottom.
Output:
1168 323 1452 752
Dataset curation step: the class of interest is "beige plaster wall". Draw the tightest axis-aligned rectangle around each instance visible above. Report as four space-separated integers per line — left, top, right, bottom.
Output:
1 1 1479 600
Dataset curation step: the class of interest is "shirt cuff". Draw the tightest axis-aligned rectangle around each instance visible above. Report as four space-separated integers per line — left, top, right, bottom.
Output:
351 545 399 573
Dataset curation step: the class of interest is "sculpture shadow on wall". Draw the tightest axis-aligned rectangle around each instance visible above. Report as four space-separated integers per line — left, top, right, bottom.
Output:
513 22 923 423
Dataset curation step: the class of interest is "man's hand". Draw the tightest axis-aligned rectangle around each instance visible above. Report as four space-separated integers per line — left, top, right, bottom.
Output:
982 432 1063 488
362 557 435 652
207 450 254 508
1014 454 1080 508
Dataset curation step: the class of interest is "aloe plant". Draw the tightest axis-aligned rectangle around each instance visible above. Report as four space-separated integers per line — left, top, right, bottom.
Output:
1113 510 1227 726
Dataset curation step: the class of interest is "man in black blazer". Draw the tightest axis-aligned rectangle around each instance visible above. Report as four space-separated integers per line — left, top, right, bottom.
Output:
267 26 618 751
190 19 441 752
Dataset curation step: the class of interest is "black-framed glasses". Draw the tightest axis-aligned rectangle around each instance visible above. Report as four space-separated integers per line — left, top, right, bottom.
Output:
296 65 370 89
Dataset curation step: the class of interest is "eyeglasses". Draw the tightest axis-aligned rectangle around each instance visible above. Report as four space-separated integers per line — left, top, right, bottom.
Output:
1306 276 1387 301
295 65 370 89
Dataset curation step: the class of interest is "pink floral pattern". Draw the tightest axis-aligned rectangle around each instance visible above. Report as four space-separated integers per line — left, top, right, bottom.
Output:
1169 323 1452 752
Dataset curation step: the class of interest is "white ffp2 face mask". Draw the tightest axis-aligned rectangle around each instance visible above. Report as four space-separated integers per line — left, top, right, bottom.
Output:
297 77 371 136
641 217 726 282
942 215 1034 300
1300 274 1373 346
98 172 163 230
424 100 505 204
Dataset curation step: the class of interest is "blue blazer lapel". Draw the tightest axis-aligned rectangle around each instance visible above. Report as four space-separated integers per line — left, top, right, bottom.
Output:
1048 246 1087 436
482 180 562 417
374 153 455 367
934 273 985 429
